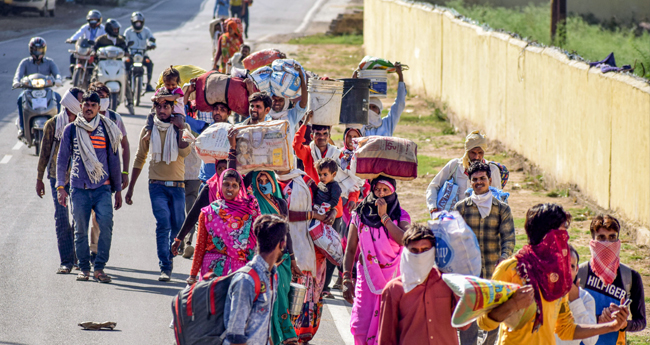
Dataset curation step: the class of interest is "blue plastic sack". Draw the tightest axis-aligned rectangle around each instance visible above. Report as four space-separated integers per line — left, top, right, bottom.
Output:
464 186 510 203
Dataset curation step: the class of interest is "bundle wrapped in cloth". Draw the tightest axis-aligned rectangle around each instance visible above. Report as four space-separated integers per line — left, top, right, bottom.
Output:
194 71 258 116
442 274 537 329
186 122 233 163
243 49 286 71
270 59 305 99
429 211 481 276
350 136 418 181
250 66 273 94
233 120 293 175
357 55 409 73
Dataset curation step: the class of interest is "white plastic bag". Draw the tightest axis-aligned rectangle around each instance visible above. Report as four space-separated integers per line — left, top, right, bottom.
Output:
192 122 233 163
429 211 481 276
234 120 293 175
250 66 273 94
270 59 304 98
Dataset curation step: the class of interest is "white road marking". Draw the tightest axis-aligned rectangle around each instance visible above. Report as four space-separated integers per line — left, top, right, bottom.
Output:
0 155 12 164
294 0 328 33
12 142 23 150
324 300 354 345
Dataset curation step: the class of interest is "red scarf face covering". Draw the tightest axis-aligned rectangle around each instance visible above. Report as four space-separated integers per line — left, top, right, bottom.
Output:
589 240 621 286
515 229 572 333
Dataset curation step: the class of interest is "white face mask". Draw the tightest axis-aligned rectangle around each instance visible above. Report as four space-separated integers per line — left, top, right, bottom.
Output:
367 109 382 128
400 246 437 293
100 97 110 112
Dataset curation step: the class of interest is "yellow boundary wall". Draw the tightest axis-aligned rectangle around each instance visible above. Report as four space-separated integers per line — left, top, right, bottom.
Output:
364 0 650 225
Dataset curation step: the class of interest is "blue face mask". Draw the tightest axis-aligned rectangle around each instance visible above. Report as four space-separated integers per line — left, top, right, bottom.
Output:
259 182 273 195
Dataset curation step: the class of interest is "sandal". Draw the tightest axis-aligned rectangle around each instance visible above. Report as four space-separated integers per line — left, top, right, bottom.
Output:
56 265 71 274
76 271 90 281
94 270 112 283
321 291 334 299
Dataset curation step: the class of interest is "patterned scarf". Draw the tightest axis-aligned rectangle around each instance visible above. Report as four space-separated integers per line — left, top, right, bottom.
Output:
251 171 283 215
206 168 257 219
515 229 572 333
589 240 621 286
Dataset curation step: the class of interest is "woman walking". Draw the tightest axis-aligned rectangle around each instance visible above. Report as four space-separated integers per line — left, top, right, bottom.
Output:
185 169 260 283
342 176 411 345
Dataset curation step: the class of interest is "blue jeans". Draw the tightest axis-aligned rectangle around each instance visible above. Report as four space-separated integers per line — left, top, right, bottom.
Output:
49 178 75 268
149 183 186 272
70 185 114 271
17 91 61 132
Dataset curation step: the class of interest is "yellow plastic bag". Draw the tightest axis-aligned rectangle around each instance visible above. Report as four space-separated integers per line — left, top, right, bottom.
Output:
156 65 207 92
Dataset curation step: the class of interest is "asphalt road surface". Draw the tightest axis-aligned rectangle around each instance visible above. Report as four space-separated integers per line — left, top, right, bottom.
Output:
0 0 352 344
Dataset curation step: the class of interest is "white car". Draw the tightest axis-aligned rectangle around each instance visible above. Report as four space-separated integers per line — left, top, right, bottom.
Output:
4 0 55 17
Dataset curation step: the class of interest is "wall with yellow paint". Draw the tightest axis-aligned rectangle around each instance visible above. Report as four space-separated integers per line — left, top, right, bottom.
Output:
364 0 650 225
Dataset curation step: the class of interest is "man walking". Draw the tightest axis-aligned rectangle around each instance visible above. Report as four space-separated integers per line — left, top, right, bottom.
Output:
453 161 515 345
56 91 123 283
223 215 286 345
125 89 191 282
36 87 84 274
426 130 502 213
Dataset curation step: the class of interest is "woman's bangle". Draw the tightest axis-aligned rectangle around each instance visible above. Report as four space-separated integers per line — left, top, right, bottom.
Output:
342 279 353 285
121 171 129 175
342 271 351 279
174 238 181 243
56 186 64 190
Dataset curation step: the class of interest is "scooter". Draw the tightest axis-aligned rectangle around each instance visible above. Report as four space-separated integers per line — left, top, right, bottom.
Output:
13 73 58 155
67 38 94 90
92 45 133 114
126 40 155 107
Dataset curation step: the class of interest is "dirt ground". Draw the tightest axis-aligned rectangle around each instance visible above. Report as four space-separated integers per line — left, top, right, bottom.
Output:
0 0 157 42
286 37 650 343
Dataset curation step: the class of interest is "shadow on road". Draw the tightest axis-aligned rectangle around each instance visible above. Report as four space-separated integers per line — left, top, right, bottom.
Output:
106 266 186 296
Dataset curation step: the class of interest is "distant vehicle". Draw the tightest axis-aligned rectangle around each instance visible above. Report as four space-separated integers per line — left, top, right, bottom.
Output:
67 38 95 90
13 73 58 155
2 0 55 17
93 45 130 113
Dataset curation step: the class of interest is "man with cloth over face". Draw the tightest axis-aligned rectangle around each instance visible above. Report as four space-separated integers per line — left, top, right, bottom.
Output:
425 130 502 213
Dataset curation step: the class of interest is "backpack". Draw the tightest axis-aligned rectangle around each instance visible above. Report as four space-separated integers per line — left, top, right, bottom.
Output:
577 262 632 299
488 161 509 188
171 266 262 345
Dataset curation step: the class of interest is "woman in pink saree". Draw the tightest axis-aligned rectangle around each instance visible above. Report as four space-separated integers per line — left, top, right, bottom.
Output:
342 176 411 345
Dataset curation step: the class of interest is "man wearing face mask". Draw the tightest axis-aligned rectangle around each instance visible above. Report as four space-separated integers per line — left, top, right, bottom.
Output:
425 130 502 213
578 215 646 345
352 62 405 137
379 224 469 344
453 161 515 345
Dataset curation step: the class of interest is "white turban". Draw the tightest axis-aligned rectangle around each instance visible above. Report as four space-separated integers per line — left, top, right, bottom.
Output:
60 89 81 115
369 97 384 113
462 130 488 169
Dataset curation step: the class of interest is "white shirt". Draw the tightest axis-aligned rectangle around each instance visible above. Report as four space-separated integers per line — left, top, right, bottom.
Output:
123 27 155 51
70 24 106 41
555 288 599 345
425 158 502 211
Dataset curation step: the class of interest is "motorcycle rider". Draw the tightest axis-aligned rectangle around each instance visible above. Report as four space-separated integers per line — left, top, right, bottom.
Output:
123 11 156 92
66 10 105 77
94 18 129 52
12 37 62 139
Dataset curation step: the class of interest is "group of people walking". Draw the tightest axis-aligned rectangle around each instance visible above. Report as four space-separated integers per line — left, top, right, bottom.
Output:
31 4 646 345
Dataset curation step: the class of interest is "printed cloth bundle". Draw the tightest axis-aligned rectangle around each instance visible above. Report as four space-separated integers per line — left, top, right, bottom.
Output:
234 120 293 175
357 55 409 73
350 136 418 181
442 274 537 330
429 211 481 276
186 122 232 163
307 203 343 265
243 49 286 71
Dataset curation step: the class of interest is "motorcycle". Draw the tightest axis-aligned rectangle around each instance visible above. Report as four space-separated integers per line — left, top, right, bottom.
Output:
13 73 58 155
126 40 155 107
67 38 94 90
92 45 133 114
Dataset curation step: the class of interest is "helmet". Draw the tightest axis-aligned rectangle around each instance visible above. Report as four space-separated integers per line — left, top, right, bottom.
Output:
104 19 121 38
86 10 102 28
131 12 145 32
29 37 47 60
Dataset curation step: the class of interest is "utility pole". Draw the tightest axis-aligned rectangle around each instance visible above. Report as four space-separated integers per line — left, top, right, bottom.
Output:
550 0 567 46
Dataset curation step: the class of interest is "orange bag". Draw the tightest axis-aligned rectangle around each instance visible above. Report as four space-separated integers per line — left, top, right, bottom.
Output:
243 49 286 71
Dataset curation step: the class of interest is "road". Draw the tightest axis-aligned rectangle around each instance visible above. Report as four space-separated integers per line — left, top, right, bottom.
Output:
0 0 352 344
